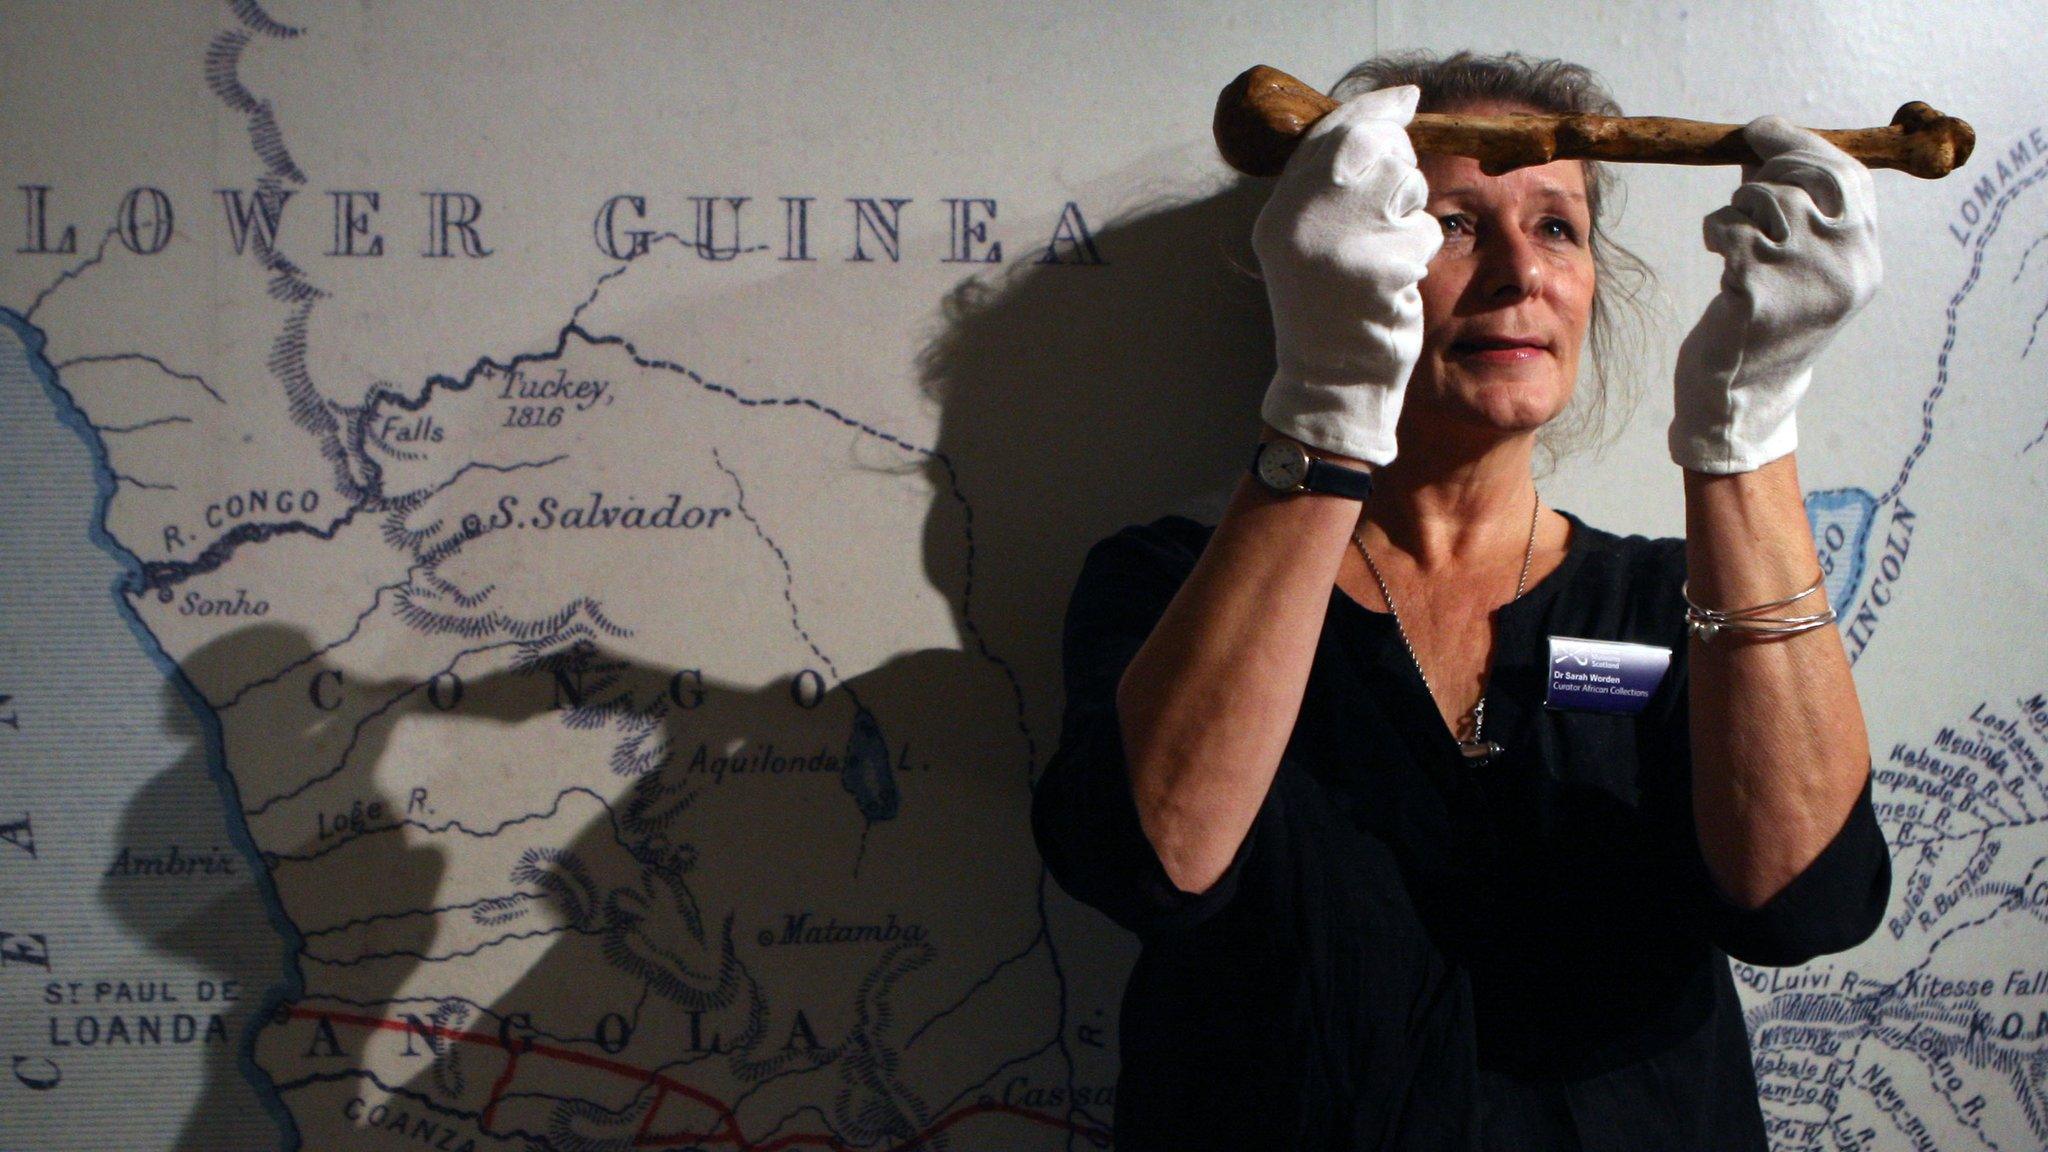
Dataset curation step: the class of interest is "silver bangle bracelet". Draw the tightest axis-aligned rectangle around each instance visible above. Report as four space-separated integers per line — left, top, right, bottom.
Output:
1680 571 1827 620
1682 571 1835 643
1685 605 1838 643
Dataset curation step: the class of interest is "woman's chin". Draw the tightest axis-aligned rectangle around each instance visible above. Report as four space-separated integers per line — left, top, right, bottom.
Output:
1411 379 1572 442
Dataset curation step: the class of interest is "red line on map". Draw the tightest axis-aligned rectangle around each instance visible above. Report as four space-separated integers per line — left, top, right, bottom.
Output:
635 1085 667 1143
479 1046 519 1130
289 1006 1111 1151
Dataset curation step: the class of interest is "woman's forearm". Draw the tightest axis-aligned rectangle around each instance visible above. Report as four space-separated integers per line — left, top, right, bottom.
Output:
1683 454 1872 908
1117 465 1362 895
1120 82 1435 896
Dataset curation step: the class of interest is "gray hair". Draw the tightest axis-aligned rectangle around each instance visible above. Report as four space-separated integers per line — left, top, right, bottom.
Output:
1332 51 1654 463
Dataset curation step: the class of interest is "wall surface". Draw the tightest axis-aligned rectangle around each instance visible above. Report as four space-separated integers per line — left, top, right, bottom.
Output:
0 2 2042 1149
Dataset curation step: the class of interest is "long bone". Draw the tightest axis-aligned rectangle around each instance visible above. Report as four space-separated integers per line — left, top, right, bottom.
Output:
1215 65 1975 180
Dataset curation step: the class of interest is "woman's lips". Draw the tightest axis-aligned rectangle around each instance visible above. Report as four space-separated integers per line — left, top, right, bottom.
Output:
1450 336 1549 363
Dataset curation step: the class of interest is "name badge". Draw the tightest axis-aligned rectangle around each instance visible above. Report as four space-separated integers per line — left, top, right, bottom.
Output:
1546 635 1672 715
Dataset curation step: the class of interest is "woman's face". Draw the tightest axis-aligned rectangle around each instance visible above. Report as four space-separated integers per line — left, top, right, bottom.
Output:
1405 102 1597 445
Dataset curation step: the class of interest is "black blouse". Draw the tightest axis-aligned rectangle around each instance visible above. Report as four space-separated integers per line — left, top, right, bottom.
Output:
1032 511 1890 1152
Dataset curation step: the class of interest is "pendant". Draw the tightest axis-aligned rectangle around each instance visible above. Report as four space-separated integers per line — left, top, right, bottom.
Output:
1457 699 1501 763
1459 738 1503 764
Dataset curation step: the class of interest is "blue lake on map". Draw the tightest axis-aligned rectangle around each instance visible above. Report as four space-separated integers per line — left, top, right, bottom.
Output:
1806 486 1880 620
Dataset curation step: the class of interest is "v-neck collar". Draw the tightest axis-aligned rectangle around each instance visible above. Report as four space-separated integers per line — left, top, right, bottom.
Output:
1326 509 1600 770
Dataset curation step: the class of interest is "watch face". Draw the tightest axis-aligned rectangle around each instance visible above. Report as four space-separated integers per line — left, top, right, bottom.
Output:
1256 441 1309 490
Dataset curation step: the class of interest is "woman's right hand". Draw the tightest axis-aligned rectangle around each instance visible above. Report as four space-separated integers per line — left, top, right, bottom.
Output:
1254 84 1443 467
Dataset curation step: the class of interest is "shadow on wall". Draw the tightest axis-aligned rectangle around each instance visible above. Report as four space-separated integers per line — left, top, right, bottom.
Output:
101 623 446 1152
98 169 1286 1151
914 175 1276 707
112 619 1052 1147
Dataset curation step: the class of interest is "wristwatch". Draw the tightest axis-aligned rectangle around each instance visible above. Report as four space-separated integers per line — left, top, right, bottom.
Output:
1250 438 1375 500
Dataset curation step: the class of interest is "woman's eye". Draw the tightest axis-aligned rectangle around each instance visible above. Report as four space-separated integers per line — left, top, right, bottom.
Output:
1538 217 1581 242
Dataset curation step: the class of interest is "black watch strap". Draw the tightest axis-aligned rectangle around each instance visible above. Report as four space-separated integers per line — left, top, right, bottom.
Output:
1302 453 1375 500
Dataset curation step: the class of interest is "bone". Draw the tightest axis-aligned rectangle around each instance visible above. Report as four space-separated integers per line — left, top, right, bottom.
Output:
1214 65 1975 180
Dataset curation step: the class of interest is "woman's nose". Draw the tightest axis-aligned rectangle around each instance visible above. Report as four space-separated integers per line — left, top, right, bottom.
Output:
1477 229 1543 302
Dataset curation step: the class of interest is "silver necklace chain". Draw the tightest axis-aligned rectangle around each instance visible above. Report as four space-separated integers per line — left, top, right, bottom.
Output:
1352 492 1540 764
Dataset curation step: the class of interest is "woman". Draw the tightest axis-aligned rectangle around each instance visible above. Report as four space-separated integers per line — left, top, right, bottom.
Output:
1031 52 1891 1151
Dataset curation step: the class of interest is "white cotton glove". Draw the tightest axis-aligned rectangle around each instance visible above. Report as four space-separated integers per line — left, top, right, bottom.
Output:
1254 84 1444 466
1669 115 1882 474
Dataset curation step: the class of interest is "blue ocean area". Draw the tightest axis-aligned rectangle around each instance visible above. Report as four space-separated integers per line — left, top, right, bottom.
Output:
0 310 296 1150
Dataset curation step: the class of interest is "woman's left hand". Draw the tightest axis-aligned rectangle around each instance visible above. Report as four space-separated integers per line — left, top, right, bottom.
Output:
1668 116 1882 475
